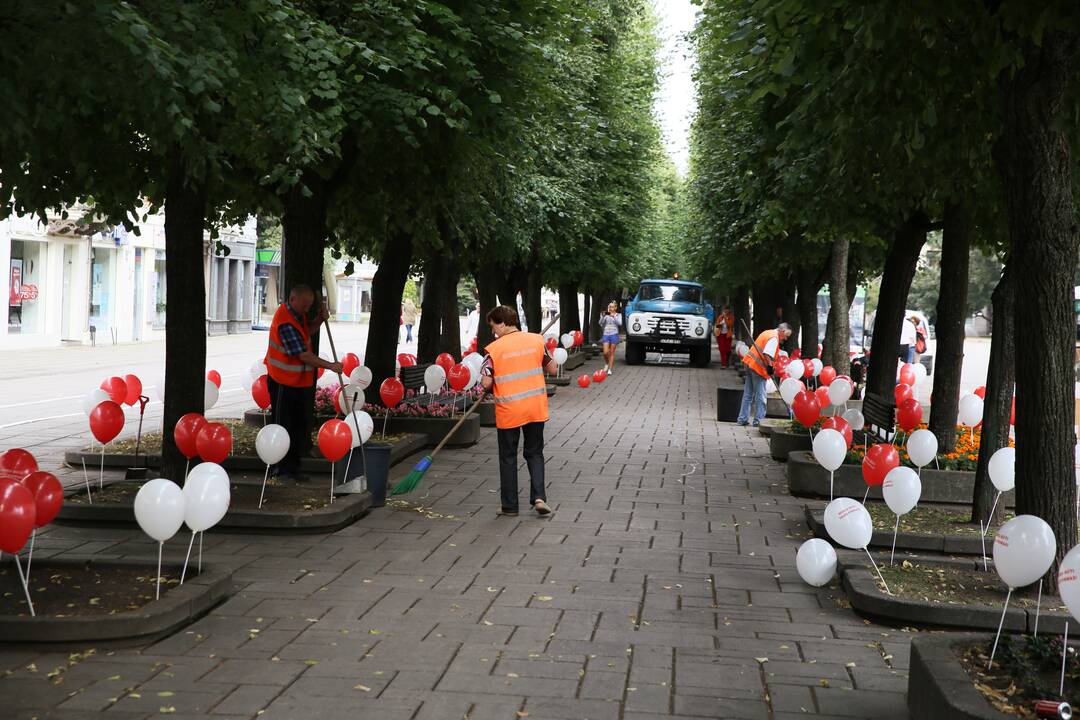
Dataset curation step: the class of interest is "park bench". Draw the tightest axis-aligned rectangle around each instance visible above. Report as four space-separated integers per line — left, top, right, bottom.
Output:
861 392 895 444
400 362 469 410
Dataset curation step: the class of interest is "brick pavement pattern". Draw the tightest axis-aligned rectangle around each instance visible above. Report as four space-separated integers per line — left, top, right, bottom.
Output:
0 356 911 719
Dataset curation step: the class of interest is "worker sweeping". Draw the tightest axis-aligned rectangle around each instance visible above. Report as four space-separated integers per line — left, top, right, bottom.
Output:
480 305 558 517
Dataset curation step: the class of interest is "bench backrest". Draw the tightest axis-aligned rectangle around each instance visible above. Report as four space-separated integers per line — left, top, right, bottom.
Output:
862 392 895 443
400 363 432 391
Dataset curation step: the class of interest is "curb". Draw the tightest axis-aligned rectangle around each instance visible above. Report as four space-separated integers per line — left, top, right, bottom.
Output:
769 428 812 462
0 556 233 644
908 633 1012 720
805 506 985 555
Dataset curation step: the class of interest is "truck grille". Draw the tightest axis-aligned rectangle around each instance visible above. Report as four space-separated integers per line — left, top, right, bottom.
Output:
647 316 690 334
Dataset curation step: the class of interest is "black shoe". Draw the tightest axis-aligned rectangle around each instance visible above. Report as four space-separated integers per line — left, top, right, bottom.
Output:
496 508 519 517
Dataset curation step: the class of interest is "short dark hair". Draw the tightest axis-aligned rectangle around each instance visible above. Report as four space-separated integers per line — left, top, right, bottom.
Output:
486 305 520 328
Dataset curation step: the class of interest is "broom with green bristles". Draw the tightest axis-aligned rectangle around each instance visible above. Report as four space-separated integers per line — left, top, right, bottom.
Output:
391 312 561 496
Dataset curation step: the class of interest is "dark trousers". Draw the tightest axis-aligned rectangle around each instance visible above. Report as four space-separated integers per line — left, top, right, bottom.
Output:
268 376 308 476
497 421 546 511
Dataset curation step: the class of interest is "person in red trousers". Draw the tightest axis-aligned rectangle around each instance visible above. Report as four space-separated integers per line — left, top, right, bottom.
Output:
714 306 735 366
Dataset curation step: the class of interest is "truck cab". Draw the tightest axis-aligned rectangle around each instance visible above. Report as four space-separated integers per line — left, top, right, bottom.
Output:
623 279 715 367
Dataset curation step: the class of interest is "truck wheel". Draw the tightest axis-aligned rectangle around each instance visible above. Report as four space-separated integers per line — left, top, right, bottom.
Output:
625 341 645 365
691 345 711 368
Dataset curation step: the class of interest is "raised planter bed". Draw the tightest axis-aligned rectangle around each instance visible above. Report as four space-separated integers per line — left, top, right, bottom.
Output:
562 352 586 371
837 555 1066 633
546 384 556 397
550 376 571 386
757 419 788 438
479 401 495 427
242 410 479 448
769 426 812 461
805 506 988 555
0 556 232 644
786 450 1014 507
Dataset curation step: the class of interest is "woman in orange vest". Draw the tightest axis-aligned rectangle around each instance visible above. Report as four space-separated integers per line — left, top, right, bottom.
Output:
714 305 735 367
738 322 792 427
265 284 343 482
479 305 558 517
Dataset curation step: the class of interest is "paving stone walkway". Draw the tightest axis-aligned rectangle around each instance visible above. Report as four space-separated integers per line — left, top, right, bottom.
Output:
0 355 911 719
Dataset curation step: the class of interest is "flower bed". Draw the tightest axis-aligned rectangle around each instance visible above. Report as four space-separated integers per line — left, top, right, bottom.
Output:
316 384 485 418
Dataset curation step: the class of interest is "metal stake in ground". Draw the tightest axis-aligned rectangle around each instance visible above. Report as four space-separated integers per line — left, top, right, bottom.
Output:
81 457 93 503
1062 622 1070 696
180 530 196 585
988 588 1014 669
863 548 892 595
1034 579 1044 638
12 553 34 616
155 541 164 600
890 515 900 565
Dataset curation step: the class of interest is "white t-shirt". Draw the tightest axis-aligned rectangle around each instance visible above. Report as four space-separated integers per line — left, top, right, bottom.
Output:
763 337 779 358
900 319 917 345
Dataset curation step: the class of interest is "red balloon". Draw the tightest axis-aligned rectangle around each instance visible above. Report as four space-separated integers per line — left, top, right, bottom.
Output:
252 375 271 410
89 401 124 444
862 443 900 487
791 348 802 360
100 376 128 404
436 353 457 374
802 359 815 378
819 366 837 386
397 353 417 368
468 337 478 353
447 364 471 391
896 398 923 432
0 449 38 481
894 383 913 405
821 416 853 448
898 363 916 387
122 374 143 405
573 331 584 347
317 419 352 462
545 337 558 354
577 374 591 388
0 478 35 553
23 471 63 527
792 390 821 428
592 369 607 384
814 385 831 408
380 377 405 408
174 413 207 460
974 385 987 399
774 356 790 375
196 422 232 464
207 369 222 388
342 353 361 378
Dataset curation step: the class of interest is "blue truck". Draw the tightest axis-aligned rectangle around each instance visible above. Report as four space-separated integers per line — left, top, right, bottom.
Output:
622 279 715 367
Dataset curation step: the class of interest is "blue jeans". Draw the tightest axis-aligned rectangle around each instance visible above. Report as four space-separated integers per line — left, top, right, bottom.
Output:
737 371 768 424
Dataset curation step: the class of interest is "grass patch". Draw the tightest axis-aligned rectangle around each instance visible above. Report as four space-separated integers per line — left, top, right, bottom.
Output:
875 561 1063 612
864 503 1008 537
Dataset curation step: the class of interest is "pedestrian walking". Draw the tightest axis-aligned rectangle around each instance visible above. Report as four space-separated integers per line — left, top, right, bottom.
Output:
899 314 918 363
715 305 734 366
265 284 343 482
480 305 557 517
598 301 622 375
738 322 792 426
402 298 418 343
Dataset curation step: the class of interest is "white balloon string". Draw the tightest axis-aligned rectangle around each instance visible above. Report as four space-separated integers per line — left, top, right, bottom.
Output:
862 486 869 505
865 548 891 595
381 411 390 440
985 493 1002 536
180 531 195 585
99 444 105 489
25 529 35 579
259 464 269 510
890 515 899 565
1062 621 1069 697
1034 579 1043 638
980 520 988 572
988 588 1012 669
184 459 190 481
198 532 202 573
329 463 335 505
13 554 34 617
81 457 93 504
156 542 163 601
829 471 834 503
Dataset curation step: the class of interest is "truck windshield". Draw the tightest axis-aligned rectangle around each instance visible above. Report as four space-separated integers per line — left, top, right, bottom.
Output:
638 284 701 304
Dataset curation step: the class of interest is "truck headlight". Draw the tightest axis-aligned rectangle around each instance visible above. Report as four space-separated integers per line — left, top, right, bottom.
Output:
694 324 705 336
632 322 641 332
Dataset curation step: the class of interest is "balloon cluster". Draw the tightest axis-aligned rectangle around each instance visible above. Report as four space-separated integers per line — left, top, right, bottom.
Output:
174 413 233 464
0 449 64 615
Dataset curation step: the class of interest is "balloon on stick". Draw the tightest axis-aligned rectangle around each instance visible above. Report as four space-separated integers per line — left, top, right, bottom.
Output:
90 400 124 489
821 416 853 448
957 394 983 443
318 419 352 505
251 375 271 410
378 377 405 439
174 412 206 479
21 471 62 579
779 377 805 406
133 478 186 600
896 398 923 433
861 443 899 503
982 447 1016 557
123 374 143 406
204 379 219 411
823 497 890 594
819 366 837 386
82 388 111 417
349 365 373 390
341 353 361 378
905 429 938 472
206 369 222 388
988 515 1057 669
0 479 36 615
0 448 38 481
882 466 922 563
812 428 846 501
180 464 230 584
100 376 127 404
796 539 837 587
255 423 290 509
791 390 820 429
424 364 447 393
196 422 232 464
828 378 853 407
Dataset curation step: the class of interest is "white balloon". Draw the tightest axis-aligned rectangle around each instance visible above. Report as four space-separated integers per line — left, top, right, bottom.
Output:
779 378 804 406
957 394 983 427
812 429 847 472
828 379 853 407
993 515 1056 589
349 366 373 390
988 446 1015 492
765 378 778 394
1056 543 1080 622
882 466 922 515
796 538 837 587
785 361 804 380
424 364 447 392
912 362 928 384
561 333 573 349
83 388 110 416
336 384 366 414
810 358 823 377
553 348 568 365
255 424 290 465
345 410 374 447
823 497 873 550
464 363 479 391
842 408 865 432
204 380 219 411
134 478 186 543
183 469 230 532
905 429 938 468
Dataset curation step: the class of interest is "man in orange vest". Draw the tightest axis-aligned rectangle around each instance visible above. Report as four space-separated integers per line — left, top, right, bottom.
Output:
479 305 558 517
265 284 343 481
738 322 792 427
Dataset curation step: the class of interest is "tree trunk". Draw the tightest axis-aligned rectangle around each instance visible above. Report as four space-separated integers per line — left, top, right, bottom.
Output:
497 270 518 309
751 280 778 337
161 154 208 484
589 289 608 341
778 274 799 354
438 260 461 357
733 286 750 342
416 255 444 363
996 32 1078 591
365 232 413 405
929 201 972 450
846 256 861 347
524 266 542 334
823 237 851 374
559 283 580 334
865 216 928 398
971 265 1014 526
475 263 499 348
796 263 824 357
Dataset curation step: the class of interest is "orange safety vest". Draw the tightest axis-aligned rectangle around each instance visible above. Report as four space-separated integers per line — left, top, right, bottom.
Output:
742 329 778 379
266 304 315 387
486 330 549 429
